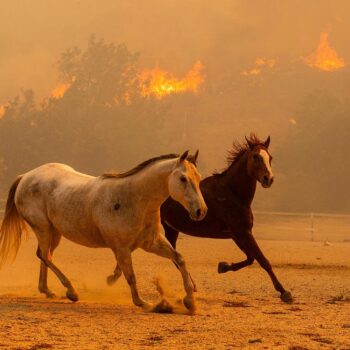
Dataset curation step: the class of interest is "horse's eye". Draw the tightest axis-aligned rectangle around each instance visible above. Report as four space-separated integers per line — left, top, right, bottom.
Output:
253 154 259 161
180 176 187 183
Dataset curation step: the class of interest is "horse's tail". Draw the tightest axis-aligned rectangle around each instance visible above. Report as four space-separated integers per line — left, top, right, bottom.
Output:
0 176 26 267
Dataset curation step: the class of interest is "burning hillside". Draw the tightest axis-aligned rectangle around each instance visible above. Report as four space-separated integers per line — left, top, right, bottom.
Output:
50 62 205 101
51 77 76 99
51 83 71 99
0 105 6 118
241 58 277 76
138 61 205 99
304 31 345 71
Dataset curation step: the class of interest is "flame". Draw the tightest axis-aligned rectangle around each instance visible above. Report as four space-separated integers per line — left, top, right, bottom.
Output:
0 103 9 119
51 83 71 99
304 31 345 71
51 77 76 99
241 57 277 76
139 61 204 99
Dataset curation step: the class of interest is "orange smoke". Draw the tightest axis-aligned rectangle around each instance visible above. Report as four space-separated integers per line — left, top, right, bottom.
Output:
139 61 204 99
304 31 345 72
241 57 277 76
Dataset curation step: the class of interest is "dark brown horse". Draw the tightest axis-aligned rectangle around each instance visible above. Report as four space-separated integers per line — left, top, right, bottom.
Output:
161 134 293 303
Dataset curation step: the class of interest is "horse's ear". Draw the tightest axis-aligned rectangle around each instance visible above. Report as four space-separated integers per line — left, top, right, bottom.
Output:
264 136 271 149
245 136 254 150
193 149 199 162
187 149 199 165
179 150 189 162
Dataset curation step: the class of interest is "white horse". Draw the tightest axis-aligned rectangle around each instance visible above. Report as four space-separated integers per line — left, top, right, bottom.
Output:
0 151 207 313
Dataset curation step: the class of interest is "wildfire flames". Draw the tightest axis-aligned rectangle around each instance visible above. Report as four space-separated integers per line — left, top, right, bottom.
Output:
139 61 205 99
241 57 277 76
304 31 345 71
50 62 204 101
51 77 76 99
51 82 71 99
0 103 9 118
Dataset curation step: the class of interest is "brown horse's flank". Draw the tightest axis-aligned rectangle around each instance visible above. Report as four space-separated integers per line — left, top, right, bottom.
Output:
161 133 293 303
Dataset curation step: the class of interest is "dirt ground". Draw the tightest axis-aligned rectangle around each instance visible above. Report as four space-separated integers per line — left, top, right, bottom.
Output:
0 233 349 350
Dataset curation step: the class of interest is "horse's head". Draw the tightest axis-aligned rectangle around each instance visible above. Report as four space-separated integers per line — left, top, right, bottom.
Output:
246 136 274 188
168 150 207 221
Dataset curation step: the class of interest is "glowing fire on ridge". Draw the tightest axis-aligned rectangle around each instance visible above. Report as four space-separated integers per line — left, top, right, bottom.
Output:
0 103 9 119
51 83 71 99
304 31 345 71
241 57 277 76
51 77 76 99
139 61 204 99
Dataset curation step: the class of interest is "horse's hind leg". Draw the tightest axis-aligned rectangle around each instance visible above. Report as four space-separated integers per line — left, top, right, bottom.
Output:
34 228 79 302
115 248 148 308
239 231 293 303
143 235 195 313
38 232 62 298
106 264 122 286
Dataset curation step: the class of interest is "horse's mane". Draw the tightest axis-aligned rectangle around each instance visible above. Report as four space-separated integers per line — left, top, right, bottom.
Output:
101 154 179 179
214 133 264 176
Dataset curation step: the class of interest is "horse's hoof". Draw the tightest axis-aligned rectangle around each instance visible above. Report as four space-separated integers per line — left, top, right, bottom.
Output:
281 291 293 303
183 296 196 315
218 262 230 274
152 299 174 314
106 274 118 286
46 291 56 299
40 288 56 299
133 298 150 309
66 290 79 302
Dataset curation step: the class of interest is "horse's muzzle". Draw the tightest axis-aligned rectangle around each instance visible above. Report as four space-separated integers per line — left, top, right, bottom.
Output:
190 206 207 221
261 174 274 188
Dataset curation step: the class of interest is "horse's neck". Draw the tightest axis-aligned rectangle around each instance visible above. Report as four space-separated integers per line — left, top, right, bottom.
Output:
223 151 256 206
134 158 176 209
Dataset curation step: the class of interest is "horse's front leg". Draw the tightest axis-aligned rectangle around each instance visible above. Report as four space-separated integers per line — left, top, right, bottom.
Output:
163 221 198 292
143 235 195 314
115 248 149 308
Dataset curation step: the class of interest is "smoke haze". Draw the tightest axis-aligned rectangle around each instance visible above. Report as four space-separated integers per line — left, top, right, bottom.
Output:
1 0 350 212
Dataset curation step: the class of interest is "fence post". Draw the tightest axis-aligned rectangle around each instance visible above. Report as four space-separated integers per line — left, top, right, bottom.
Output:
310 213 314 241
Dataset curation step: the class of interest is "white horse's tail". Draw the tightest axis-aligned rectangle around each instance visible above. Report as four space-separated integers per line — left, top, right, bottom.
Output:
0 176 26 267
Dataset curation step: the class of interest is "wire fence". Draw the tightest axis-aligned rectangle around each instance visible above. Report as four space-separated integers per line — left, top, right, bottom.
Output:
0 199 349 243
254 211 350 242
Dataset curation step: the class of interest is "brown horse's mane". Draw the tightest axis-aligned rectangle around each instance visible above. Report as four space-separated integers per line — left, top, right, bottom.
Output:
100 154 179 179
214 133 265 176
